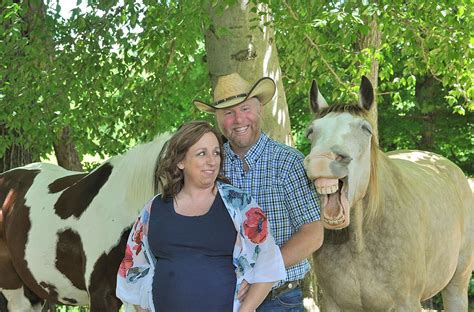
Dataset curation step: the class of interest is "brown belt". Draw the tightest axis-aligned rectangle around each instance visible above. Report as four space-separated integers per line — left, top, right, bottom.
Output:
264 280 301 301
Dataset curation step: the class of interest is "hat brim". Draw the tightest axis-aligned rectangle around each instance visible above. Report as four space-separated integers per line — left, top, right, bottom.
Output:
193 77 276 113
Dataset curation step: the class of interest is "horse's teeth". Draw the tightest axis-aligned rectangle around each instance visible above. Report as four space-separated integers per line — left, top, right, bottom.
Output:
316 184 339 194
324 215 345 225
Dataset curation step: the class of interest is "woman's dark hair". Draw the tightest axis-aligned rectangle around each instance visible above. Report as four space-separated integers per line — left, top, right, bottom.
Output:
156 120 228 199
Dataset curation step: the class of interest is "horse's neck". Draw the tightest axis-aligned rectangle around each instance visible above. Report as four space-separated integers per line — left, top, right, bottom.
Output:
107 134 169 210
346 151 396 253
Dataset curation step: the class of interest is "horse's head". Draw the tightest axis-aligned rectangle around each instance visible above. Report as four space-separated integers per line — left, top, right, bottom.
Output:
304 76 377 230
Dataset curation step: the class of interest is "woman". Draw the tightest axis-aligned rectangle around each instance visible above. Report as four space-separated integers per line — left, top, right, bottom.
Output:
116 121 286 312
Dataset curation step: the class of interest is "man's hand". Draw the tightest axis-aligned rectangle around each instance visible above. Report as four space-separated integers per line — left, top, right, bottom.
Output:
237 280 250 302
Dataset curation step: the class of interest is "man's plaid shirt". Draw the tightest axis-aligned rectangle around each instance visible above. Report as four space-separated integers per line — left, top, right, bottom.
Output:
223 132 321 286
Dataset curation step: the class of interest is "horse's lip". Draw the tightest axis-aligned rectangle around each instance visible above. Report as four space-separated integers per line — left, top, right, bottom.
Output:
341 177 348 193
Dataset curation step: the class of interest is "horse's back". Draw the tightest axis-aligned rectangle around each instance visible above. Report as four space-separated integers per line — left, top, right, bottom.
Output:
386 149 473 298
1 162 82 193
387 149 472 209
1 162 85 223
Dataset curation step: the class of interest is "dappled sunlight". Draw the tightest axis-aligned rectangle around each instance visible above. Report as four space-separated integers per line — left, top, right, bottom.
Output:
263 44 273 82
303 298 320 312
388 151 447 174
389 151 442 162
278 108 285 124
41 153 107 171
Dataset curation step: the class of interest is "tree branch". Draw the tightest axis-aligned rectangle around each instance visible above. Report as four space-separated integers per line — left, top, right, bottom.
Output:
282 0 298 21
282 0 345 89
304 34 345 88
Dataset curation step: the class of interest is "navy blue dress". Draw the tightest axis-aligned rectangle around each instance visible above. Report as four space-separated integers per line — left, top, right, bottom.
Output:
148 193 237 311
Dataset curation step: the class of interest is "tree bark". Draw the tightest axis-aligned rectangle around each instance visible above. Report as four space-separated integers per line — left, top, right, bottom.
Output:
419 114 434 150
0 125 37 173
204 1 292 145
53 126 83 171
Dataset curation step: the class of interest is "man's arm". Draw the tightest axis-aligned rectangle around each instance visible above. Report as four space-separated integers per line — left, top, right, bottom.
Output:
280 220 323 268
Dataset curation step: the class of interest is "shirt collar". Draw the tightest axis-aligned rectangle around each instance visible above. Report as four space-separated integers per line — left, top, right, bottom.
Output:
224 132 270 168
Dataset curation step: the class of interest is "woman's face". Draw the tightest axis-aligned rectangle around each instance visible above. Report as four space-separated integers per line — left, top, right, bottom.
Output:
178 132 221 189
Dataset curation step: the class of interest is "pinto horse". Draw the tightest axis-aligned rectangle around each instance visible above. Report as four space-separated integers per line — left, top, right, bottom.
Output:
304 77 473 311
0 133 170 311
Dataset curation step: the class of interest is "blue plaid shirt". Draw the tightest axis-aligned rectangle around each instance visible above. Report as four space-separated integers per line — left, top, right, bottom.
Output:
223 132 320 285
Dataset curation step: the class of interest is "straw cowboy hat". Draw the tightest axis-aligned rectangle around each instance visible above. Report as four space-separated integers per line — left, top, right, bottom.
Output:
193 73 276 113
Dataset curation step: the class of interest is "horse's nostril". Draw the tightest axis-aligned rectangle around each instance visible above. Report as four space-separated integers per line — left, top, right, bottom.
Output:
336 154 352 164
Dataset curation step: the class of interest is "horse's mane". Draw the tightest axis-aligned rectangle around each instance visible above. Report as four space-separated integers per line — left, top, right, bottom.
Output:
316 103 367 119
316 104 381 224
105 132 172 205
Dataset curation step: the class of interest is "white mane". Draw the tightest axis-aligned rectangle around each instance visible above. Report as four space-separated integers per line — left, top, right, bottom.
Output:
106 132 171 206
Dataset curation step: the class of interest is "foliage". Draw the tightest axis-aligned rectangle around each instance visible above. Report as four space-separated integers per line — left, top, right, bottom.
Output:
55 306 90 312
1 0 213 161
1 0 472 309
1 0 472 174
268 0 473 174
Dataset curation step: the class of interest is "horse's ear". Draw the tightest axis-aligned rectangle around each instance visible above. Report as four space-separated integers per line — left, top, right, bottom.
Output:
358 76 374 111
310 80 328 113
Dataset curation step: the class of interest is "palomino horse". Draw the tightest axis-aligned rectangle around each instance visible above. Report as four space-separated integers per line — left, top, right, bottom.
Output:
0 133 170 311
304 77 473 311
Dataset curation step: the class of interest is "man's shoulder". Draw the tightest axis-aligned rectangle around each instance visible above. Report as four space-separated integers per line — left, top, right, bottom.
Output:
265 138 304 161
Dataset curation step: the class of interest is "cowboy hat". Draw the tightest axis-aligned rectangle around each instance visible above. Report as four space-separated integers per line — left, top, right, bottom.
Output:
193 73 276 113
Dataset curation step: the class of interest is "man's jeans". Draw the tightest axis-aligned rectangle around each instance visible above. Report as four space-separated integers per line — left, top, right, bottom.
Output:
256 287 304 312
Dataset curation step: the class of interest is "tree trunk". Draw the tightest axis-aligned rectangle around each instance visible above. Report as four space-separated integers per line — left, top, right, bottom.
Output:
204 2 317 309
53 126 83 171
359 13 381 144
204 1 292 145
0 126 37 172
419 114 435 150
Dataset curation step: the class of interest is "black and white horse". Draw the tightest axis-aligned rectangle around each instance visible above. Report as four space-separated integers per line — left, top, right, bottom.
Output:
0 133 170 311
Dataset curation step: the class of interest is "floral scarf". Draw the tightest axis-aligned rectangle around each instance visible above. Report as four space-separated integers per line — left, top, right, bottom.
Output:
116 182 286 312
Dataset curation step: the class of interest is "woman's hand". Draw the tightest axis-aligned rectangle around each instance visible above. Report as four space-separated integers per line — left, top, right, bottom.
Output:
237 282 273 312
237 279 250 302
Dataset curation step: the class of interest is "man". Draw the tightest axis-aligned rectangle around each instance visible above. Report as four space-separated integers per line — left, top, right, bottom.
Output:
194 73 323 311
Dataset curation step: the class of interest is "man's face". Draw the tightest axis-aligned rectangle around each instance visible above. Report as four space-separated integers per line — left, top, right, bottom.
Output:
215 97 262 156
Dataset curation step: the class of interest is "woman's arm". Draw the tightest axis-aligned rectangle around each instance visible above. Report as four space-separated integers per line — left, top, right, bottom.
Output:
116 199 155 311
237 282 273 312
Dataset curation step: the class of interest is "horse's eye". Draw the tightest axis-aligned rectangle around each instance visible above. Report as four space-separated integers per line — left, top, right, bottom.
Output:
361 122 372 135
305 127 314 139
